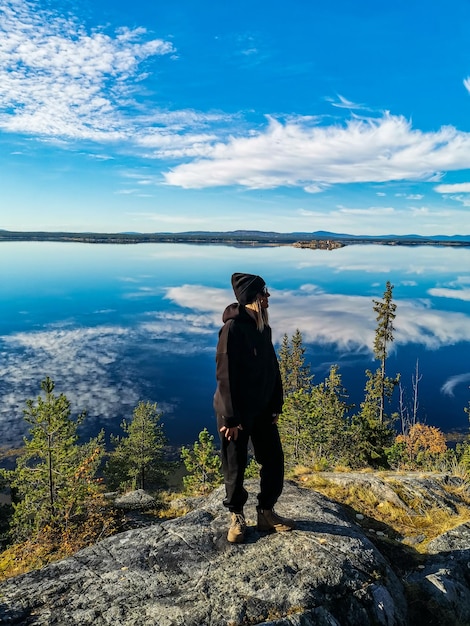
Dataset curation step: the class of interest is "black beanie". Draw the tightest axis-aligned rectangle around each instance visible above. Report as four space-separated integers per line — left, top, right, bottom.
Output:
231 273 266 305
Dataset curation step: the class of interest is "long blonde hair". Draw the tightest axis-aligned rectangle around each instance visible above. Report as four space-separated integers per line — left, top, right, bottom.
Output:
245 298 269 332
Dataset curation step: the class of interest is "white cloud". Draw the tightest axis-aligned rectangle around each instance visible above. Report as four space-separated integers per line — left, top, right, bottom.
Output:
428 287 470 301
326 94 368 110
303 183 331 193
434 183 470 193
164 114 470 191
446 195 470 207
428 277 470 301
441 372 470 397
337 206 395 216
0 0 174 140
135 130 218 158
86 153 115 161
122 286 161 298
410 207 430 216
395 193 424 200
0 0 236 159
432 184 470 207
4 0 470 205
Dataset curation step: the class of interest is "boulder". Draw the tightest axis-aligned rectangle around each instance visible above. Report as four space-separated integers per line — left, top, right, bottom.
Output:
0 481 407 626
407 522 470 625
113 489 156 510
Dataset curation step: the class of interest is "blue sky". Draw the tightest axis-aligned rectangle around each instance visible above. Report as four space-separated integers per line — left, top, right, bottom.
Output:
3 0 470 235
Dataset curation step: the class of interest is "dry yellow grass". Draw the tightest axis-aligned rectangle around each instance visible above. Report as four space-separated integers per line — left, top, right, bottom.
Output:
0 537 63 582
0 496 122 582
297 472 470 552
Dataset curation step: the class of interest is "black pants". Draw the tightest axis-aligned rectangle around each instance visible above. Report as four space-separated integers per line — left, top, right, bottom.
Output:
217 410 285 513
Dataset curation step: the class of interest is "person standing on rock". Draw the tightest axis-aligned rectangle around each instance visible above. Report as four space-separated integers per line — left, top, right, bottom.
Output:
213 272 295 543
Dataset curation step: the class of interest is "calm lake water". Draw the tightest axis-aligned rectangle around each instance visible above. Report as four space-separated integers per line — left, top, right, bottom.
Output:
1 241 470 448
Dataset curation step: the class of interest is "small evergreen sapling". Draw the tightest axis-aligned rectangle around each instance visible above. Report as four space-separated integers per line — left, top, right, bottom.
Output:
278 329 312 396
181 428 222 495
105 401 167 492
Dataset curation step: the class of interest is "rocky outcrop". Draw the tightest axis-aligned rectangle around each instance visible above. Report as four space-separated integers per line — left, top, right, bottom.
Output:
406 522 470 625
113 489 156 510
0 476 469 625
311 471 465 516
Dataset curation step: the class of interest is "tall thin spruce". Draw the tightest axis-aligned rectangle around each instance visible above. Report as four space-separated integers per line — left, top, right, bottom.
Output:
373 280 397 424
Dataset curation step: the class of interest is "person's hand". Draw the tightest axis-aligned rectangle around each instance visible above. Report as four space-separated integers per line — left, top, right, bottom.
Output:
272 414 279 424
219 424 243 441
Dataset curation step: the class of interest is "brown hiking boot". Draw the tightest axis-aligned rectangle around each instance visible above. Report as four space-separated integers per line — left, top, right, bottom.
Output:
257 508 296 532
227 512 246 543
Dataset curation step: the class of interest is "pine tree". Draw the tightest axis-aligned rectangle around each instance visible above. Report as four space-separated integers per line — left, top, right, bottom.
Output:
105 401 167 492
309 365 354 464
7 377 104 541
291 329 309 391
278 330 314 468
279 365 354 469
351 369 396 467
181 428 222 495
278 331 357 469
278 329 312 396
278 333 291 393
350 283 400 467
279 389 316 469
372 281 399 424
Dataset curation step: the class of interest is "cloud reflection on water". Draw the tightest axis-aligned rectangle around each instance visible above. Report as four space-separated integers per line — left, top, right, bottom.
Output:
2 247 470 446
166 284 470 351
2 284 470 421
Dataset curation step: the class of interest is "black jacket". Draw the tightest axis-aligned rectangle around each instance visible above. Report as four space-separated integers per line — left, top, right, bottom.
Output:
213 303 283 430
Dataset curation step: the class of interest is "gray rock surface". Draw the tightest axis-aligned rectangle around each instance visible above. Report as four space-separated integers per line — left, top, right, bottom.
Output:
0 481 408 626
407 521 470 625
305 471 465 515
4 473 470 626
113 489 156 510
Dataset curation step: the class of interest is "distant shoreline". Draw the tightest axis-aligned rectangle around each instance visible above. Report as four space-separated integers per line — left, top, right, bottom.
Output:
1 229 470 248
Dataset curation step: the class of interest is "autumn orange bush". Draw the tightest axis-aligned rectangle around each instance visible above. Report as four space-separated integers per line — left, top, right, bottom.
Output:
391 423 447 469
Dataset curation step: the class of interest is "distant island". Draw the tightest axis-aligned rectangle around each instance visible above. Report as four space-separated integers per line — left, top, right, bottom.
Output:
1 229 470 247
